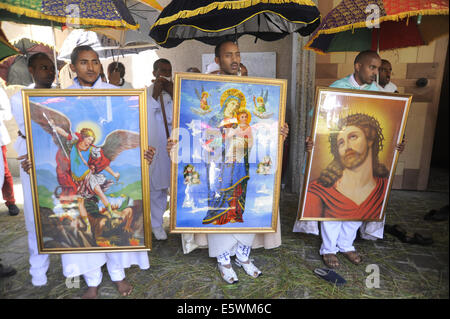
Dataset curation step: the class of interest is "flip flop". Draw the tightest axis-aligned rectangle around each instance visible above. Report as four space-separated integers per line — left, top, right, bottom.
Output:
314 268 346 286
385 224 407 241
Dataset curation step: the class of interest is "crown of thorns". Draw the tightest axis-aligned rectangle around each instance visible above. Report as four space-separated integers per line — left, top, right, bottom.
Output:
330 112 385 154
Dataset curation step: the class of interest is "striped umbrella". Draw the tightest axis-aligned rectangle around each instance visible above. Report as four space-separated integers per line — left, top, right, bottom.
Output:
0 0 139 29
304 0 449 54
0 28 19 62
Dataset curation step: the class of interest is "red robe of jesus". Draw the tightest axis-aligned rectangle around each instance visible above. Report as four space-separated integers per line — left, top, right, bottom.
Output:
303 177 388 220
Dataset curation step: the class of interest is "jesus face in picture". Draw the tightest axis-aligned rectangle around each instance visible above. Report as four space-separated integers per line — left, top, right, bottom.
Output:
337 125 372 170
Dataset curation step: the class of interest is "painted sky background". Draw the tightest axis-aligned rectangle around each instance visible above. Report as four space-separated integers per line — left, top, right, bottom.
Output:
28 94 142 192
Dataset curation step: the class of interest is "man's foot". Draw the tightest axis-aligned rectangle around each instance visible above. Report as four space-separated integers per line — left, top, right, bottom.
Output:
7 204 19 216
114 279 133 296
0 263 17 278
235 259 262 278
82 286 98 299
152 226 167 240
340 251 362 265
322 254 340 269
218 263 238 284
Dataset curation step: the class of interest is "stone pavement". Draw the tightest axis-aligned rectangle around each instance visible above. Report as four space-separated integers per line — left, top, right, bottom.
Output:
0 169 448 299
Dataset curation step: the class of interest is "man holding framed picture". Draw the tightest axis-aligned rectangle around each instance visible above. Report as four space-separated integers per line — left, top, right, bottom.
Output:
10 52 56 287
176 40 289 284
147 58 174 241
296 50 406 269
59 45 151 298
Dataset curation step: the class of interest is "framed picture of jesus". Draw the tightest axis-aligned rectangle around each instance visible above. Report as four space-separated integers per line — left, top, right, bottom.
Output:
298 87 412 222
169 72 287 233
22 89 151 253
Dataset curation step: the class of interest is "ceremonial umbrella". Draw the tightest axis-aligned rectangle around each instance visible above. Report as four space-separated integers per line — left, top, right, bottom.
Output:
57 29 157 62
304 0 449 54
0 28 19 62
0 38 56 86
149 0 321 48
91 0 161 51
0 0 139 29
0 0 141 85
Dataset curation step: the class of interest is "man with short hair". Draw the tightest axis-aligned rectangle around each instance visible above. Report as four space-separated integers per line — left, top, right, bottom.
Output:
179 40 288 284
10 52 56 286
378 59 399 93
61 45 150 298
295 50 405 269
146 58 173 240
107 62 133 88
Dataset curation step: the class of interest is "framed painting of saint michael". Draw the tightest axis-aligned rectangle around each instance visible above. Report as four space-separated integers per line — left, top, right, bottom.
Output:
170 72 287 233
22 89 151 253
298 87 412 222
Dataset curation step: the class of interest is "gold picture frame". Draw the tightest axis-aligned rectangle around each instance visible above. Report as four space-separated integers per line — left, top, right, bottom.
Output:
297 87 412 222
23 89 151 253
169 72 287 233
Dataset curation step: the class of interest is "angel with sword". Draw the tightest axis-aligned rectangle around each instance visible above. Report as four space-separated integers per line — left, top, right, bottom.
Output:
30 102 140 235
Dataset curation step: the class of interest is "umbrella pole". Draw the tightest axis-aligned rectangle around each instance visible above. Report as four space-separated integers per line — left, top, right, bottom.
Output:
51 21 60 87
376 28 380 85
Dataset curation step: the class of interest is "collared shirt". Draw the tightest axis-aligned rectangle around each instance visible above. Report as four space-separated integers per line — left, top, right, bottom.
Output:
330 74 380 92
68 76 117 89
377 81 398 93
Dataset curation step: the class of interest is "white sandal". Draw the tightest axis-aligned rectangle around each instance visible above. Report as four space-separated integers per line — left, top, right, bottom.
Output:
235 258 262 278
218 263 239 284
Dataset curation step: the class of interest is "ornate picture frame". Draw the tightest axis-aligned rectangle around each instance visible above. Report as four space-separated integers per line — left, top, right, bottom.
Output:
298 87 412 222
170 73 287 233
23 89 151 253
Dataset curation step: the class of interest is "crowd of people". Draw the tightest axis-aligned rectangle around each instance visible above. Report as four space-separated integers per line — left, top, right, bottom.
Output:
0 39 413 298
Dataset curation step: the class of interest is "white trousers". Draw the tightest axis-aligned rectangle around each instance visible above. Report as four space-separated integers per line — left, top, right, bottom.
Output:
20 164 50 286
81 259 126 287
150 188 168 228
207 233 255 258
320 221 363 255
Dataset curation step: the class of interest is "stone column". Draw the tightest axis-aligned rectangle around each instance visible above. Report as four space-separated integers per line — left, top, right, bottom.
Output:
286 32 316 194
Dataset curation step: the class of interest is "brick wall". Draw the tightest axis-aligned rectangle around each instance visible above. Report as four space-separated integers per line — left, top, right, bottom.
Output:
315 0 449 190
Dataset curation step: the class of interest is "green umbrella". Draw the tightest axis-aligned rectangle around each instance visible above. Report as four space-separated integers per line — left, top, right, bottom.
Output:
0 0 139 29
0 28 19 62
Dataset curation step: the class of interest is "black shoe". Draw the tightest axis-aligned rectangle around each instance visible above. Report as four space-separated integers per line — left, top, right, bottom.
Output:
0 263 17 278
7 204 19 216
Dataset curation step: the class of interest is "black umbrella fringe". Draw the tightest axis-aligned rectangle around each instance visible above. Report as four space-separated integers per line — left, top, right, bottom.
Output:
149 1 321 48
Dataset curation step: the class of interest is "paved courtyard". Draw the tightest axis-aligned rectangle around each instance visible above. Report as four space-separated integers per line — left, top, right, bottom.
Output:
0 169 448 299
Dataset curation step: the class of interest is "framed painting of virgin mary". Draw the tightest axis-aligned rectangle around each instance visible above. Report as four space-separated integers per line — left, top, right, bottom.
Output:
169 72 287 233
22 89 151 253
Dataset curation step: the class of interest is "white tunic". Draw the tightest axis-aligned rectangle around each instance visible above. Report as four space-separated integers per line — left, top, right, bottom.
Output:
61 77 149 277
377 81 398 93
146 84 173 191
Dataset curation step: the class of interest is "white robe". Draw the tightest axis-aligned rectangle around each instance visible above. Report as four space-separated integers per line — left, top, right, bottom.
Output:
182 210 282 256
179 71 282 256
294 74 385 241
146 85 173 228
146 84 173 191
11 83 50 285
60 77 149 279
